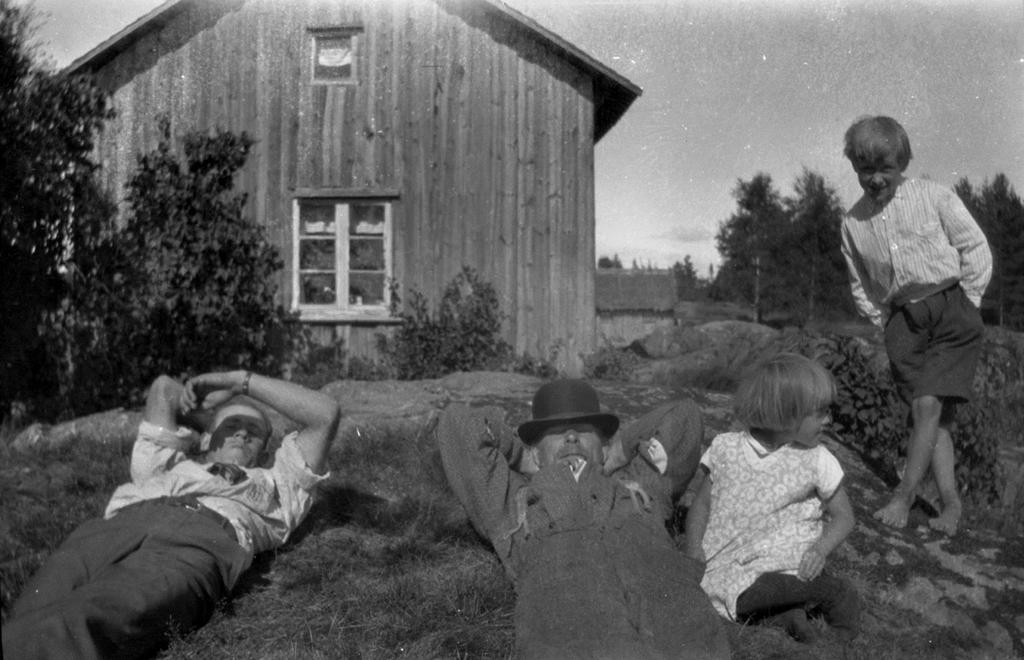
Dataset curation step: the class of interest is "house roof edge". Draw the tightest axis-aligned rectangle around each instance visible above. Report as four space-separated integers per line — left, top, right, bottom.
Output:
64 0 642 140
475 0 642 141
64 0 189 75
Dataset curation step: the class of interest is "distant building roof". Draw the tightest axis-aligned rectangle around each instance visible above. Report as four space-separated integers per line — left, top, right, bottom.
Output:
65 0 641 143
595 270 677 313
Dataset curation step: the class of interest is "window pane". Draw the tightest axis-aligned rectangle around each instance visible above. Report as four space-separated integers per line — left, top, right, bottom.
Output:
300 239 335 270
350 204 385 235
299 203 335 235
314 35 353 81
349 272 385 305
349 237 383 270
301 273 336 304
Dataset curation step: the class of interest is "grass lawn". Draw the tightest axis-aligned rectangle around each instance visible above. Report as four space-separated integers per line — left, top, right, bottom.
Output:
1 418 1013 659
0 421 516 659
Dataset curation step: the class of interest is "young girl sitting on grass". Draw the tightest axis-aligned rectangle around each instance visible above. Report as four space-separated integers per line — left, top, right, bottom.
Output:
685 353 860 643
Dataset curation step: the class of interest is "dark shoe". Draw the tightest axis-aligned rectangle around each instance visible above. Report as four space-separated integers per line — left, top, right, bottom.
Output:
767 607 819 644
820 577 861 634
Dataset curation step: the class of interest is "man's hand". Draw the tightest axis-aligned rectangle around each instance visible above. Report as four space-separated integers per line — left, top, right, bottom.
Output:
603 434 668 476
180 372 243 414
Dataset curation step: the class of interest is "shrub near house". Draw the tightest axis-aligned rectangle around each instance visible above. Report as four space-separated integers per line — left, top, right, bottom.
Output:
43 119 295 416
0 0 113 421
378 267 511 380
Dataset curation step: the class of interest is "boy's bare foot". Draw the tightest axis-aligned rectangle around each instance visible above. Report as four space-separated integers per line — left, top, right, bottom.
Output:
928 501 962 535
873 497 910 528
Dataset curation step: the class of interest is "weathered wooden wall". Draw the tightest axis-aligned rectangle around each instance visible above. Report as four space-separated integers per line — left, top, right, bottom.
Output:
87 0 598 363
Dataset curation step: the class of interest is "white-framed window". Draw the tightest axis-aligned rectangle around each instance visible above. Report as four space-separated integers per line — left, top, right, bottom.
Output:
309 27 361 84
292 198 393 320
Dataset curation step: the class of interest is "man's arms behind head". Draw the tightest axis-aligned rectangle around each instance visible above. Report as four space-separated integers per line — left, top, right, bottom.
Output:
145 372 341 475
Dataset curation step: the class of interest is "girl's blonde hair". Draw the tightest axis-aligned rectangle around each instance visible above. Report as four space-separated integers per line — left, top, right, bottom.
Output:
843 115 913 172
733 353 836 432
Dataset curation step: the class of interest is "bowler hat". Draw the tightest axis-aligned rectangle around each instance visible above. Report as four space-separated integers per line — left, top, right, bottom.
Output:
516 379 620 445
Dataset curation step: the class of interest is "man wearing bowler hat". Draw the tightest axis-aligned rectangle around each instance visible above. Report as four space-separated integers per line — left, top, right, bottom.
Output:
438 379 730 659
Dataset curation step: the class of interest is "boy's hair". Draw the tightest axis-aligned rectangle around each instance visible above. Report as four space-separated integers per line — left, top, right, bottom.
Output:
734 353 836 432
843 115 913 171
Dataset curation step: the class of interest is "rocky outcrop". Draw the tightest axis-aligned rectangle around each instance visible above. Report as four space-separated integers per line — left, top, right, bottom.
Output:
631 321 780 388
639 320 780 360
11 408 142 453
823 432 1022 659
11 372 544 454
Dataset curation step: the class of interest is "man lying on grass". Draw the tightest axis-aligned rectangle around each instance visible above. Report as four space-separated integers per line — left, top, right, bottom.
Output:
438 379 731 659
2 370 340 660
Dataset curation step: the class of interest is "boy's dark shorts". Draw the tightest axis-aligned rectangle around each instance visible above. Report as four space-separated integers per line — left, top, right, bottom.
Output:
884 284 984 417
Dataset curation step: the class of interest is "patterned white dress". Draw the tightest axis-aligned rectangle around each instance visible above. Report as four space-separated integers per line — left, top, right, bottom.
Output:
699 431 843 619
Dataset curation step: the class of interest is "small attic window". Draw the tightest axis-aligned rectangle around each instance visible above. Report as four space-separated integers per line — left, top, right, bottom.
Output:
310 28 361 84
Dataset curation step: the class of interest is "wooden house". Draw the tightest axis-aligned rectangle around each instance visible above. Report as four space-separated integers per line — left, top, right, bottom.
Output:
595 269 677 346
68 0 641 368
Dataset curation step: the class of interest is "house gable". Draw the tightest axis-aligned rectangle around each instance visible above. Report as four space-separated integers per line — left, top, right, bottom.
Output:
68 0 641 142
66 0 641 370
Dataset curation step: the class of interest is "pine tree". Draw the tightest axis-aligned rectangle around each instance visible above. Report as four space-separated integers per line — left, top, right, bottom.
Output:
783 169 852 322
957 175 1024 329
714 173 787 322
672 255 700 300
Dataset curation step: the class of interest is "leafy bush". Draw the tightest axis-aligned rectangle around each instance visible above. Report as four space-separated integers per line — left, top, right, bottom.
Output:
287 333 348 390
508 353 559 379
582 344 639 381
952 329 1024 504
950 403 1000 504
780 329 1008 504
289 333 391 388
41 117 296 416
0 0 114 420
344 356 392 381
378 267 511 379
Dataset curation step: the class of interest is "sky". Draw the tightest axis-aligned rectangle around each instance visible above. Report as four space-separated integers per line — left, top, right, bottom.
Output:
20 0 1024 275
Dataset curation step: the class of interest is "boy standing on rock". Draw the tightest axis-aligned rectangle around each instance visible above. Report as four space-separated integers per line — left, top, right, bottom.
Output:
840 115 991 534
